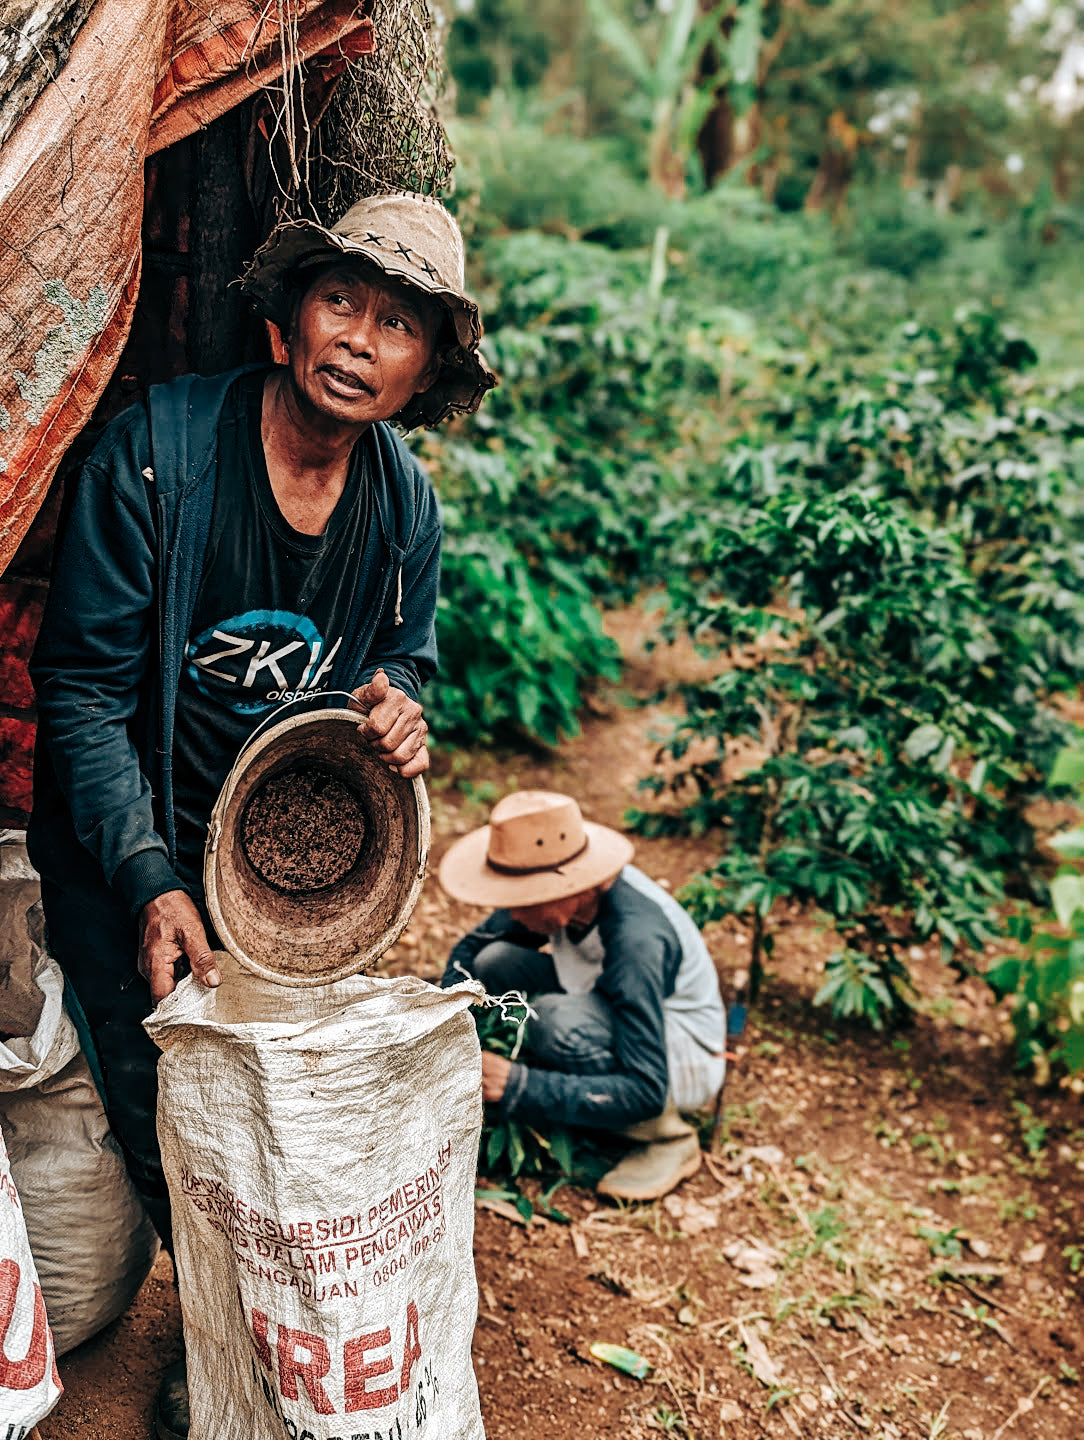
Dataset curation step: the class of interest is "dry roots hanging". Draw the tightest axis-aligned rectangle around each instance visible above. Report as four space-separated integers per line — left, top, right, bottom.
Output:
311 0 454 220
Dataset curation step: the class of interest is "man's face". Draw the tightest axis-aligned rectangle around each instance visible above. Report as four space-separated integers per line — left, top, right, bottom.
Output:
507 890 598 935
284 260 442 427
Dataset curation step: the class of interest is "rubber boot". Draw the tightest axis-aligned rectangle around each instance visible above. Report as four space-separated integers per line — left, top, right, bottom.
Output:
596 1104 702 1202
155 1355 190 1440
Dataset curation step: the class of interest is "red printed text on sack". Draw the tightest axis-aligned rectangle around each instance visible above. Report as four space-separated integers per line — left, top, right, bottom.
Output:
0 1257 61 1395
178 1142 453 1301
244 1295 424 1415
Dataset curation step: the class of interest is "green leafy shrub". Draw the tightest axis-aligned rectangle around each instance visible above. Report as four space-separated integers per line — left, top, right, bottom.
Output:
418 228 751 745
987 747 1084 1085
635 486 1014 1023
736 314 1084 733
448 114 662 242
631 316 1084 1027
999 186 1084 284
429 525 621 746
458 229 775 594
842 189 951 278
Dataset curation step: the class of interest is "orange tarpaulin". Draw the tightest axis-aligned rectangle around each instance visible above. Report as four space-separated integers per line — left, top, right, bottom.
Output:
0 0 373 577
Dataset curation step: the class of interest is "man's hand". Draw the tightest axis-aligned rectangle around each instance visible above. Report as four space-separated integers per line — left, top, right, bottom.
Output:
481 1050 512 1104
351 668 430 778
139 890 221 1005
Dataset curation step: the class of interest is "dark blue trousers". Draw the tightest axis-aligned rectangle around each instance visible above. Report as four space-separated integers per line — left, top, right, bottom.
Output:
469 940 619 1076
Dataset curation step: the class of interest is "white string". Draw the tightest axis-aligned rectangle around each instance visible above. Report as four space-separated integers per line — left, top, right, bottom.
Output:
495 991 533 1062
448 958 534 1062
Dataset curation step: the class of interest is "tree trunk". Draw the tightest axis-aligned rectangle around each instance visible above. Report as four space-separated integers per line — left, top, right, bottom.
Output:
0 0 97 148
697 81 736 183
1052 125 1074 201
901 125 922 190
95 90 272 425
805 112 858 214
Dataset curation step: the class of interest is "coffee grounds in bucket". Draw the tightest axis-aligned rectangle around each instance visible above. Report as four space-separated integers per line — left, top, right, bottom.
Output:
241 766 365 893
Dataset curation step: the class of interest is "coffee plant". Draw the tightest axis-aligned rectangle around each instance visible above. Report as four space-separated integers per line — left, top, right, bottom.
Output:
418 228 739 743
473 1000 575 1184
987 746 1084 1084
632 314 1084 1027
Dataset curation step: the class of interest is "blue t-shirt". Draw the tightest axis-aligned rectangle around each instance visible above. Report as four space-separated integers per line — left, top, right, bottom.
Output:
171 371 371 896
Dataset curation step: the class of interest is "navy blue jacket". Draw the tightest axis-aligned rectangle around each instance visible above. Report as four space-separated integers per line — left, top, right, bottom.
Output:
441 869 725 1130
28 366 441 926
443 869 673 1128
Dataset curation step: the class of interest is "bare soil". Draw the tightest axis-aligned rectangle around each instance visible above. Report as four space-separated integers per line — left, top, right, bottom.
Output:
37 610 1084 1440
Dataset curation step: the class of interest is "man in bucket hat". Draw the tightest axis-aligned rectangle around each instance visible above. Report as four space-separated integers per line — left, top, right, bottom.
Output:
28 192 494 1439
439 791 726 1201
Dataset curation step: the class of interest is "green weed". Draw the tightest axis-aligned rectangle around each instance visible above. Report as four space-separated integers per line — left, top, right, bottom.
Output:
764 1386 798 1411
959 1302 1010 1342
1011 1100 1050 1158
872 1117 904 1148
928 1174 993 1196
910 1133 949 1166
998 1194 1040 1223
916 1225 964 1259
787 1207 850 1271
649 1405 689 1435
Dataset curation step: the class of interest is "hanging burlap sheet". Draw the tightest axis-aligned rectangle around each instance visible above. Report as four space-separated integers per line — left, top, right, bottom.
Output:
0 0 374 576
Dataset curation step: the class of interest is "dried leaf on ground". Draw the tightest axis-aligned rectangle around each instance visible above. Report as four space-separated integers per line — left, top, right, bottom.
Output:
737 1321 783 1387
661 1192 723 1235
721 1237 782 1288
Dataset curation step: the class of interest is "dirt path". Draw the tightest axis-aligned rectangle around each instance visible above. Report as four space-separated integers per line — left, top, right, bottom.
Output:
37 612 1084 1440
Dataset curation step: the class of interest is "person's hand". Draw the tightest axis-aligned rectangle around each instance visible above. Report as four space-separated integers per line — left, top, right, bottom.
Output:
350 668 430 778
481 1050 512 1104
138 890 221 1005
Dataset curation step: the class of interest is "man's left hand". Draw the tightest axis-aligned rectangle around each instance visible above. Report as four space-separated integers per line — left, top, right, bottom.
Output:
481 1050 512 1103
351 668 429 777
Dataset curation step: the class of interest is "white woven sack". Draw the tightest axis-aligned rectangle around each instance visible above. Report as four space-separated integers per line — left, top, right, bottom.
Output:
0 1120 62 1432
0 834 160 1356
146 960 487 1440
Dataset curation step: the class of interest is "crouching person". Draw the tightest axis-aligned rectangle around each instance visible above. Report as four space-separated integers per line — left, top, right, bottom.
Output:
438 791 725 1200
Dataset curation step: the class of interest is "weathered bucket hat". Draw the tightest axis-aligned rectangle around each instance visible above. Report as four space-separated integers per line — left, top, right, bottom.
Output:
204 707 430 986
241 191 497 429
438 791 634 909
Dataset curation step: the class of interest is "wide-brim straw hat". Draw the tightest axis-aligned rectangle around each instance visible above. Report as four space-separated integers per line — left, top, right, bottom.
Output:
241 191 497 430
204 708 429 986
438 791 634 909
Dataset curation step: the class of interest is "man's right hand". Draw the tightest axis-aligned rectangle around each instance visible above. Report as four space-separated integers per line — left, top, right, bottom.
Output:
138 890 221 1005
481 1050 513 1104
350 669 430 778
